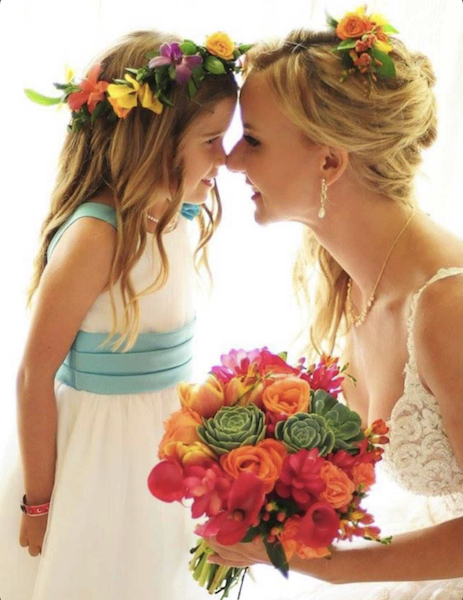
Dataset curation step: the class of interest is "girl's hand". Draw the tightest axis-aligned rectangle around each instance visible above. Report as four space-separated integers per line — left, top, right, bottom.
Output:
205 535 271 568
19 513 49 557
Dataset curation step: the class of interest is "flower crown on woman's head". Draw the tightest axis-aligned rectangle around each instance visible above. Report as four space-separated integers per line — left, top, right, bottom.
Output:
25 32 252 132
327 5 399 88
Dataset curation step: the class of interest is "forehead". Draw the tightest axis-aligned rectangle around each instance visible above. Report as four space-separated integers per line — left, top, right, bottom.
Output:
239 71 299 137
188 96 237 134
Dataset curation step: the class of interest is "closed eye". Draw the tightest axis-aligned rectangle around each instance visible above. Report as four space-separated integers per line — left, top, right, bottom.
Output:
243 134 260 147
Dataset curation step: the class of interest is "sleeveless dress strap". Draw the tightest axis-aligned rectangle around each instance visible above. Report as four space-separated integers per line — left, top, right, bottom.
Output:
47 202 117 262
405 266 463 370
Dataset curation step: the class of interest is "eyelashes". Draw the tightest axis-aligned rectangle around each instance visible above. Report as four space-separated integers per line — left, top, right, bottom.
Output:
243 134 260 148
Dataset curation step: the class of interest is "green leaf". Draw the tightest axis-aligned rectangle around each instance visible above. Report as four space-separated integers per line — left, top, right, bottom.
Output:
238 44 253 54
180 41 197 55
326 13 338 28
263 538 289 579
241 527 260 543
187 77 198 99
158 92 174 108
125 68 139 75
337 40 357 50
168 65 177 81
371 48 396 78
113 78 128 86
24 89 62 106
204 56 226 75
145 50 159 60
381 24 399 34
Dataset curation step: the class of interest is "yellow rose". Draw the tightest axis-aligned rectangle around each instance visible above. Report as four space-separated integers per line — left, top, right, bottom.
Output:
178 375 225 418
162 440 218 466
158 407 202 459
205 32 235 61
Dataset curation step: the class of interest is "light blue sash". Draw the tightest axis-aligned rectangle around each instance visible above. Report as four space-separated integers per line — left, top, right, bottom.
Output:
47 202 196 395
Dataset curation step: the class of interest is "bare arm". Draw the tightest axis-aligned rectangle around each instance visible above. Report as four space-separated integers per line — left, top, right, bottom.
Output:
17 218 117 506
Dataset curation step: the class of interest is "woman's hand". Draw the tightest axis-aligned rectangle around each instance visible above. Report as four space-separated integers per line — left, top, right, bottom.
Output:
19 514 49 557
205 535 271 568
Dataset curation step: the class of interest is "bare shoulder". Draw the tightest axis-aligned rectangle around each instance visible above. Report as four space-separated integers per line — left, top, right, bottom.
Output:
413 271 463 466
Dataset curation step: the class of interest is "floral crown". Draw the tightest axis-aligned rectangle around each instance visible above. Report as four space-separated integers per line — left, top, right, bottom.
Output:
25 32 252 132
327 5 399 88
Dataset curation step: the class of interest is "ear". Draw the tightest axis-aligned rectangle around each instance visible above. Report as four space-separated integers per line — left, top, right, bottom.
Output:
319 147 349 185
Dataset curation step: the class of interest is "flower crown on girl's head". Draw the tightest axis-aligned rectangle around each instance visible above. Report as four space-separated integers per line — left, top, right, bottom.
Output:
327 5 399 88
25 32 252 132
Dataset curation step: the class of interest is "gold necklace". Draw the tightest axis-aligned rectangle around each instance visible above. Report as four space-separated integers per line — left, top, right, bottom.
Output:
346 207 416 327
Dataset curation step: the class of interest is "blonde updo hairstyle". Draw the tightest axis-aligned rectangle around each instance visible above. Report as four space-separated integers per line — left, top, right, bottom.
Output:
243 29 437 358
29 30 238 350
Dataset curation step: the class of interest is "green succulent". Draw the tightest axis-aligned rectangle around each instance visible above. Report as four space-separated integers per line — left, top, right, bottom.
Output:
310 389 365 454
197 404 266 456
274 412 336 456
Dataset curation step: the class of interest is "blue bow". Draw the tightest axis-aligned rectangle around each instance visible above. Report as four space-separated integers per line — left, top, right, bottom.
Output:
180 203 201 220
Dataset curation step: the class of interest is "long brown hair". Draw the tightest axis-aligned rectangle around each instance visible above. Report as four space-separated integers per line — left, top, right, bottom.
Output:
28 30 238 350
244 29 437 357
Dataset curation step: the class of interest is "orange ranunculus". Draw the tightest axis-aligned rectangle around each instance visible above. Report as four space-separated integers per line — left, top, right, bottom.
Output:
224 376 265 408
220 439 286 493
319 462 355 509
158 408 202 460
279 516 330 561
352 462 375 491
178 375 225 418
336 13 373 40
262 377 310 417
162 440 218 466
205 32 235 61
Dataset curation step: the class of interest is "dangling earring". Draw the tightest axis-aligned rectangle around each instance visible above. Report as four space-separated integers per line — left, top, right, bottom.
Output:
318 178 328 219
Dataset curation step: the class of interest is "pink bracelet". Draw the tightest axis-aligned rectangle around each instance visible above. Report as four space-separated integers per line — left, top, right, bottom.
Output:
20 495 50 517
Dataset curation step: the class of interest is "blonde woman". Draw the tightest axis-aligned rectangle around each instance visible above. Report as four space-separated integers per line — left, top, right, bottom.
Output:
0 30 237 600
207 24 463 600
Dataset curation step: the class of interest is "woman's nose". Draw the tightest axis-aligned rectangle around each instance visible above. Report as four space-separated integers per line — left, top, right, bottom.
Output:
226 139 245 173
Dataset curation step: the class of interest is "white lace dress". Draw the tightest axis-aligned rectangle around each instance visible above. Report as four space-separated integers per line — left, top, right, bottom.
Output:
241 267 463 600
0 214 206 600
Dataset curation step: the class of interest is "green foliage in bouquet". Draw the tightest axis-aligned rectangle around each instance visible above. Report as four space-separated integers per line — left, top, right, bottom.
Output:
310 389 365 454
197 404 266 456
274 413 336 456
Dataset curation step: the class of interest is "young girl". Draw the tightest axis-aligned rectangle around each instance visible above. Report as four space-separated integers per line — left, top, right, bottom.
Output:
0 30 238 599
206 12 463 600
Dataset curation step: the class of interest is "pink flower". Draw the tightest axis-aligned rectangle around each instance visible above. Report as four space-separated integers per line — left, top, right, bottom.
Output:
183 462 232 518
295 502 340 549
68 63 109 114
302 355 343 397
196 472 266 545
275 449 326 509
211 348 263 383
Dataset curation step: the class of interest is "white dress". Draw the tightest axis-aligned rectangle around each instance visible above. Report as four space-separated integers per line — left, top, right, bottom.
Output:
242 267 463 600
0 214 206 600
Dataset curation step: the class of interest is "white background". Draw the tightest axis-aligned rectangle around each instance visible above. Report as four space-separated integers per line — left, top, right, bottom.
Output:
0 0 462 472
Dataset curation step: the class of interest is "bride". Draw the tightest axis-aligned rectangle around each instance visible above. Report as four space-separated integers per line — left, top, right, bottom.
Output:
206 18 463 600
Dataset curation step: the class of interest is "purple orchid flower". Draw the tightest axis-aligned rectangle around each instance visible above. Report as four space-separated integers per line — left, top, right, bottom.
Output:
148 42 203 85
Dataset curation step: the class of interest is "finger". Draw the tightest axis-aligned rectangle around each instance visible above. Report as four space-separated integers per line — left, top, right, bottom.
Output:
207 554 251 568
19 536 29 548
29 545 41 557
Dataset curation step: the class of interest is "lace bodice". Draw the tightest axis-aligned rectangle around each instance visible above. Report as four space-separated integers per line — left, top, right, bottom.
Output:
382 267 463 508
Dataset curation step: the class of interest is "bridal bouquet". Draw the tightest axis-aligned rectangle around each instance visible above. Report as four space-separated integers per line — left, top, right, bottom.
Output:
148 348 391 598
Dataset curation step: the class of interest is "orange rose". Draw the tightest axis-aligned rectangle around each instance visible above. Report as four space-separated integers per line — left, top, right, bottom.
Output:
178 375 225 418
336 14 372 40
279 516 330 561
319 462 355 509
220 439 286 493
352 462 375 491
262 377 310 417
158 408 202 459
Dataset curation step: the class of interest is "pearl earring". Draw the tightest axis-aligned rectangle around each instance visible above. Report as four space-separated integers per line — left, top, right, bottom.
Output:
318 179 328 219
